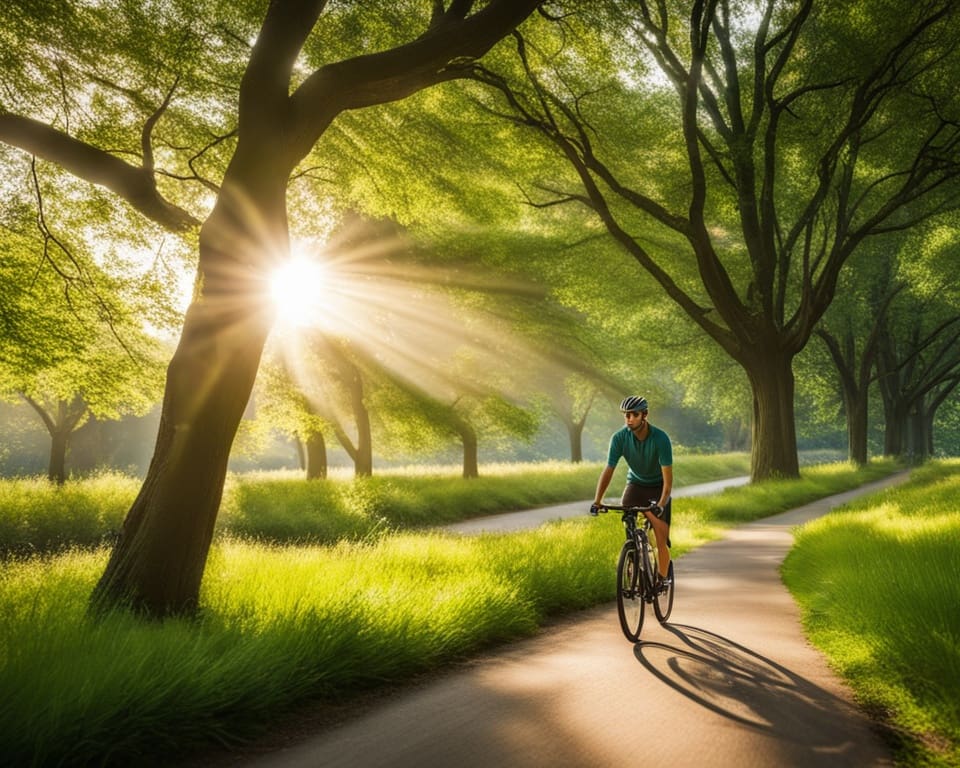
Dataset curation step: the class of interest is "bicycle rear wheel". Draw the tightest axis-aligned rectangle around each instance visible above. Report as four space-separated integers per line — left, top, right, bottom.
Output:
616 541 645 641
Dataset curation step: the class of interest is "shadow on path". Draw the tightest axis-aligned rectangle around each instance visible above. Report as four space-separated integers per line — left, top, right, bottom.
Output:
636 622 889 757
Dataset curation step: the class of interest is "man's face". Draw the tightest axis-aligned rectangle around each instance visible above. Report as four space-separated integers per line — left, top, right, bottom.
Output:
624 410 647 430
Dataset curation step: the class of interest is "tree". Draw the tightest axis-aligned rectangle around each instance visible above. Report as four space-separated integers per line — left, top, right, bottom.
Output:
0 202 170 484
15 338 166 484
467 0 960 480
1 1 545 616
876 302 960 460
251 356 332 479
814 245 902 465
867 218 960 460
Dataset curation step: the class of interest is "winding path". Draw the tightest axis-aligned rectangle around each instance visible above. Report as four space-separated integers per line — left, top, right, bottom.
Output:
224 473 909 768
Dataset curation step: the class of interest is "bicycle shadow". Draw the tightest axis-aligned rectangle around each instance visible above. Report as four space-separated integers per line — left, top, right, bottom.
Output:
634 623 878 748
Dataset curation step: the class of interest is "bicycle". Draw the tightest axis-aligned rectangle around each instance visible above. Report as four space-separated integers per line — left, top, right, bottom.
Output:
595 502 675 641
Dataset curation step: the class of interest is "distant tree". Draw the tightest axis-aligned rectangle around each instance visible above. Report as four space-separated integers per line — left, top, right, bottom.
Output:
15 338 165 484
814 245 903 465
871 220 960 460
0 205 169 484
877 306 960 460
253 356 332 479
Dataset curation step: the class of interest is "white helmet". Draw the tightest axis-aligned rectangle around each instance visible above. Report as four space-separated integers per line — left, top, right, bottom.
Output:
619 395 648 412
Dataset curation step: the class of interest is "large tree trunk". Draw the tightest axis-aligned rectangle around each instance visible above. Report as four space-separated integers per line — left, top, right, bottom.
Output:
91 161 282 617
745 350 800 481
906 401 929 462
881 395 908 457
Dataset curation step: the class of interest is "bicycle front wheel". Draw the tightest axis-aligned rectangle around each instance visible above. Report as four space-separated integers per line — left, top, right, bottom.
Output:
616 541 645 641
654 559 675 623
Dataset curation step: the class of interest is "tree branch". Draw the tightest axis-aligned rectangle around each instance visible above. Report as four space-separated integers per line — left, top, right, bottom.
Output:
0 114 200 233
288 0 543 153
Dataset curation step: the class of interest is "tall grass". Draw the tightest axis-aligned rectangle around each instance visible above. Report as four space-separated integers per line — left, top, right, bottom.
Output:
0 522 624 766
0 473 138 556
783 460 960 767
0 457 905 766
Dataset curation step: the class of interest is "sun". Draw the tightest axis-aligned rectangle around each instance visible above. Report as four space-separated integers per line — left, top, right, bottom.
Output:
269 255 330 328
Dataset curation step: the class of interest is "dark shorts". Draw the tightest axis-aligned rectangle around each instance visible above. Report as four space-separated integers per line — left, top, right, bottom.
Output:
621 482 671 527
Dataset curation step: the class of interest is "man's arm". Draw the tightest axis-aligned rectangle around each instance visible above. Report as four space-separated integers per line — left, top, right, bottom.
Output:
658 465 673 509
594 465 615 505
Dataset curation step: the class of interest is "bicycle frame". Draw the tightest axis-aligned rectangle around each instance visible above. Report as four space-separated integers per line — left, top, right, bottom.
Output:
603 504 658 588
595 502 674 641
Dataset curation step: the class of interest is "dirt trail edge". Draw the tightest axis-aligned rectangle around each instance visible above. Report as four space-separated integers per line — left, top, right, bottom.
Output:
230 472 910 768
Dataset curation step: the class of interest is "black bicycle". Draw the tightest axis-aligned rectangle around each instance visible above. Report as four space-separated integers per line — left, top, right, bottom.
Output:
596 502 675 641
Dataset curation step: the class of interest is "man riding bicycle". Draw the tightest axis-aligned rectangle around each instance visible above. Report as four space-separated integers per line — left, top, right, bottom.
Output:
591 395 673 588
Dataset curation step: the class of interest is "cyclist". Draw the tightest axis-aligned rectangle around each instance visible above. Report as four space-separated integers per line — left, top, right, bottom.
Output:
591 395 673 587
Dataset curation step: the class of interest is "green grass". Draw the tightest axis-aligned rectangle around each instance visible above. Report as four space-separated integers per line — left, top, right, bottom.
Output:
0 473 138 556
783 460 960 767
0 453 754 555
0 456 916 765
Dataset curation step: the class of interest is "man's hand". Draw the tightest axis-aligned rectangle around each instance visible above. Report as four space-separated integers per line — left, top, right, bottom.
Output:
649 502 664 519
589 503 604 516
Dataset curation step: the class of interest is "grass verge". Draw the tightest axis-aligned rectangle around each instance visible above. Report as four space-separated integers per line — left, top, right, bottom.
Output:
783 459 960 767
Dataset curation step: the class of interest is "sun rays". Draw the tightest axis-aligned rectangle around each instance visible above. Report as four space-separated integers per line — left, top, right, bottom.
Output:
263 230 577 422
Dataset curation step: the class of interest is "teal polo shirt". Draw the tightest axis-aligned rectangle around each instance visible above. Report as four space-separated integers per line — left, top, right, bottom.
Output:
606 424 673 485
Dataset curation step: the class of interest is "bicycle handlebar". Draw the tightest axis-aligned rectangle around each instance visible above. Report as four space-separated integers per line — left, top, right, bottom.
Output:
594 502 659 514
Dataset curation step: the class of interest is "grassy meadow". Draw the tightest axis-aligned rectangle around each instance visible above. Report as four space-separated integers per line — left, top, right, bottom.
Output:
4 455 956 766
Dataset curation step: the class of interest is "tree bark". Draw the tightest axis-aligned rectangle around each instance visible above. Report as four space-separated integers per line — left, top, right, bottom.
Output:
327 346 373 478
906 402 928 462
294 434 306 471
457 420 479 479
846 394 869 467
745 349 800 480
305 432 328 480
48 430 69 485
567 420 584 463
91 151 282 616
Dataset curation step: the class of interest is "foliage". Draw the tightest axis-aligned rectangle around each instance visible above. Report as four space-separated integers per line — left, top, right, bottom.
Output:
0 225 87 377
0 215 171 481
355 0 960 479
4 0 958 616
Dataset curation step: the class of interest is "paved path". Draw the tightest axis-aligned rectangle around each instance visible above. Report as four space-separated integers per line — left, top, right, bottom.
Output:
227 472 909 768
443 475 751 534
